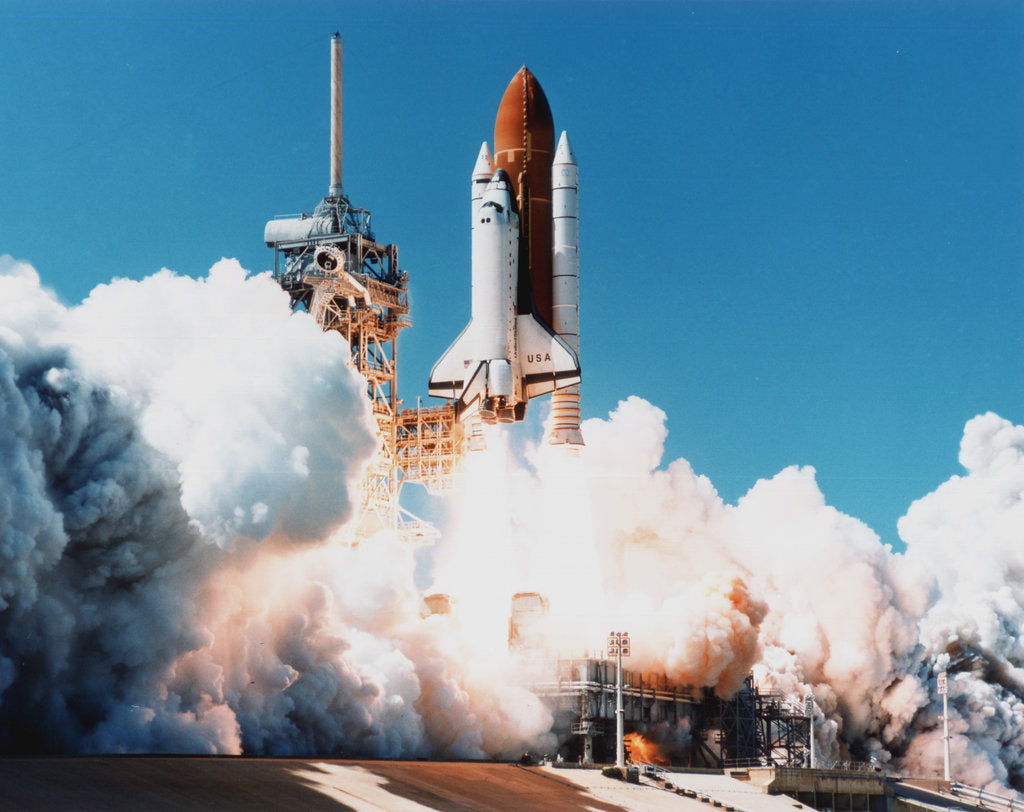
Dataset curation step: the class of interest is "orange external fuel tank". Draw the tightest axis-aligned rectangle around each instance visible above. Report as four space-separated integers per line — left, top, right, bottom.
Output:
493 66 556 327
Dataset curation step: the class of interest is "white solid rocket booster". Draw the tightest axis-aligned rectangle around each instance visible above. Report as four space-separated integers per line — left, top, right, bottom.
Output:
548 131 584 446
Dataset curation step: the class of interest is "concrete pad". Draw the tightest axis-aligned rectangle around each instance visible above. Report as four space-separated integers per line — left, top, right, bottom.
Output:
541 764 747 812
658 771 815 811
0 758 633 812
2 758 876 811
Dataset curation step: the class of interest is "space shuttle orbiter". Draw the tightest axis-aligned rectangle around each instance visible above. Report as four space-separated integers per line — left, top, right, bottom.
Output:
429 67 583 442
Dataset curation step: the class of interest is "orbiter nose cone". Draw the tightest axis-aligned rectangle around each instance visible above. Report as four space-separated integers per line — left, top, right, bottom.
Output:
488 167 513 189
481 169 516 218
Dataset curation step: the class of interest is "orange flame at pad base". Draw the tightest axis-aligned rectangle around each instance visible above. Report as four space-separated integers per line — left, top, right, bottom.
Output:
624 732 671 766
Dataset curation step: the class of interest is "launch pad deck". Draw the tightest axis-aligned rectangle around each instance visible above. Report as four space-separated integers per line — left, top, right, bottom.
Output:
0 757 981 812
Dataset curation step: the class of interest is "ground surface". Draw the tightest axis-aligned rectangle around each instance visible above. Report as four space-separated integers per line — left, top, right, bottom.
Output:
0 758 682 811
0 757 976 811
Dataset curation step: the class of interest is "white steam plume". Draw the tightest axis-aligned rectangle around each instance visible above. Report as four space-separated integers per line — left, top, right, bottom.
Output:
897 413 1024 790
64 260 377 545
429 396 1024 793
0 255 559 760
2 254 1023 795
0 258 479 756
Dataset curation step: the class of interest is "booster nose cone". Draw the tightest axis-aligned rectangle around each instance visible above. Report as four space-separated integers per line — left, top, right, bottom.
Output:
553 130 576 167
473 142 495 182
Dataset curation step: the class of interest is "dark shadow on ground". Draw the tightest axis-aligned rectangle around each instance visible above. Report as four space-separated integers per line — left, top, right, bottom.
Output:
0 757 355 812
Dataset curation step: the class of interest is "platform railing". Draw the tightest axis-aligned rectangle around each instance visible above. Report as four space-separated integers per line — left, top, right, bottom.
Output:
950 781 1023 811
638 764 754 812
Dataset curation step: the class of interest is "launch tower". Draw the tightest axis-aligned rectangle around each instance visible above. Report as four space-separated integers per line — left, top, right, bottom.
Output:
265 35 461 542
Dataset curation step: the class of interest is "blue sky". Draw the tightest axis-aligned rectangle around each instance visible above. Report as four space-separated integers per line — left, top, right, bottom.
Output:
2 0 1022 549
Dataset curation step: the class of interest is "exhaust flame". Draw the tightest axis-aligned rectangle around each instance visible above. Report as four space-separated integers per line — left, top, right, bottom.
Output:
1 255 1023 796
624 732 670 767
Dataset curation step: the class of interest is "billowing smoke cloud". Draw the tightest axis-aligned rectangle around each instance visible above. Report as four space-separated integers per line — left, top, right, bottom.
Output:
897 413 1024 789
0 255 378 751
2 254 1022 795
429 396 1024 794
0 255 559 760
65 260 377 545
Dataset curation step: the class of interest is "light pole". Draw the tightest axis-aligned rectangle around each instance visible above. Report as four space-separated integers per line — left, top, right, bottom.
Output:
608 631 630 769
805 693 816 769
938 671 950 782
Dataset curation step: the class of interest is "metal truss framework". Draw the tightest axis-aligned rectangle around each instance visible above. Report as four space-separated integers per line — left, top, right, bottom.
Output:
269 193 458 543
527 661 811 768
395 404 465 494
715 677 811 768
532 658 700 764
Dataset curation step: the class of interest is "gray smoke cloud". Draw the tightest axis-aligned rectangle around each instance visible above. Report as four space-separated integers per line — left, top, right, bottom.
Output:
896 413 1024 789
0 258 219 751
0 255 554 760
0 256 385 753
1 254 1023 797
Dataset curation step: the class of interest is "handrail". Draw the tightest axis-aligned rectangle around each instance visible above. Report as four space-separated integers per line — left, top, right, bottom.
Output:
950 781 1023 811
634 761 668 780
637 764 754 812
